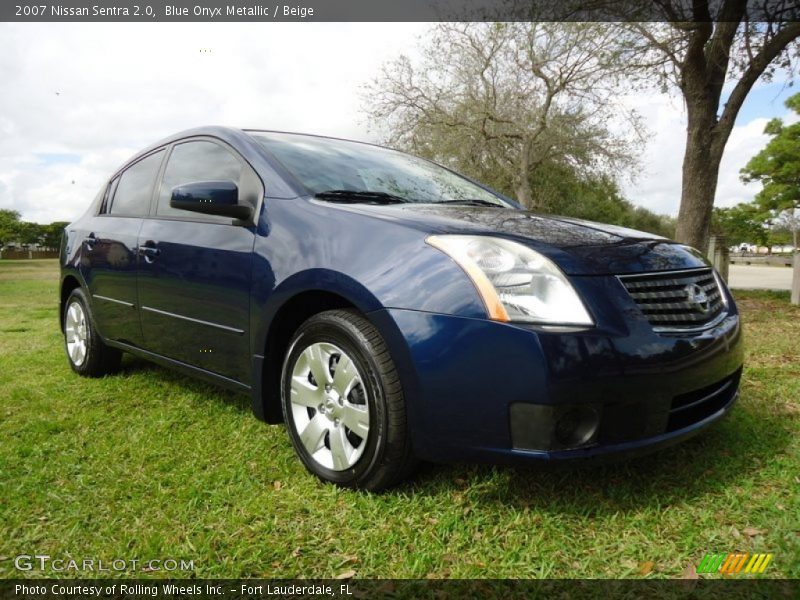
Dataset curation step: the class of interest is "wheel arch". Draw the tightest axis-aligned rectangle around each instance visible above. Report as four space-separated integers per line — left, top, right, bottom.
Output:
254 288 362 423
59 273 84 332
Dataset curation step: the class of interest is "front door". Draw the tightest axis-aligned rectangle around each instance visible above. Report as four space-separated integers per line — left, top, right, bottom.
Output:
136 139 258 383
79 149 166 345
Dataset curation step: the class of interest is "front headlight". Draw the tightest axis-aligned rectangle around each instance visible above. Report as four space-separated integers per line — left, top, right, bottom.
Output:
426 235 593 326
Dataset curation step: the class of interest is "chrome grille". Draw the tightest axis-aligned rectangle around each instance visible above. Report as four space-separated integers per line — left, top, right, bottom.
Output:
618 268 725 330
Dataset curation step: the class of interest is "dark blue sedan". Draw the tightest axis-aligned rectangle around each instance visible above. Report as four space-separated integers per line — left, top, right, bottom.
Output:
60 127 743 490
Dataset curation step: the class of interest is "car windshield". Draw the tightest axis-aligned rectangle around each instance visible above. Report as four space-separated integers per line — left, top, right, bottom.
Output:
251 132 508 206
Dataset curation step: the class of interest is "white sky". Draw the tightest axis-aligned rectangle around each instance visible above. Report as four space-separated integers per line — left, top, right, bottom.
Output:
0 22 795 224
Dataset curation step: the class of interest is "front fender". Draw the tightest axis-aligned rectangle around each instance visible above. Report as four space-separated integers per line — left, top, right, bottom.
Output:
253 267 384 351
254 198 488 320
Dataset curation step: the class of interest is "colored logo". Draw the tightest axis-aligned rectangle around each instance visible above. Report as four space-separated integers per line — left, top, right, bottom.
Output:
697 553 773 574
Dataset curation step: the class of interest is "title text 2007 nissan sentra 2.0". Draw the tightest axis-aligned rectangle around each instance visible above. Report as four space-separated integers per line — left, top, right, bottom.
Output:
59 127 743 490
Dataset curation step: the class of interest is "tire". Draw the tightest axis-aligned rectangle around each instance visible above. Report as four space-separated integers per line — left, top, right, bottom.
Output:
281 309 416 491
63 287 122 377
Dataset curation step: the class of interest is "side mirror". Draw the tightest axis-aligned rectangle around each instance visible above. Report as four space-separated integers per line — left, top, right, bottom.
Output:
170 181 252 221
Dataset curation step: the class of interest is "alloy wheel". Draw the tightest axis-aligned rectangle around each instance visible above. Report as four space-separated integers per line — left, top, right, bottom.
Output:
289 342 370 471
65 300 88 367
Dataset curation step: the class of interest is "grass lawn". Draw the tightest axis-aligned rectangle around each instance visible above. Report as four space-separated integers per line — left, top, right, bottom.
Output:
0 259 797 579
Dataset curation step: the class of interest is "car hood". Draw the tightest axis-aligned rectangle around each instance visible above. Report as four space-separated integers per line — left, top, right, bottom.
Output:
329 203 709 276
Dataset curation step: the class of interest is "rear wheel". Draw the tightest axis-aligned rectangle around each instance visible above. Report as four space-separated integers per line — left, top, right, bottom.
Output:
281 309 416 491
63 288 122 377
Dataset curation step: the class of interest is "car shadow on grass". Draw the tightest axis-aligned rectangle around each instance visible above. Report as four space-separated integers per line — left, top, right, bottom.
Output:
114 356 790 511
117 355 253 414
404 398 792 513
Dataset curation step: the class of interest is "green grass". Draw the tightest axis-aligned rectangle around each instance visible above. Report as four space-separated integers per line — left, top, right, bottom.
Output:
0 260 798 579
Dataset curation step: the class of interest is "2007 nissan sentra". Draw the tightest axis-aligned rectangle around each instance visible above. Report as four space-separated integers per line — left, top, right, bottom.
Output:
59 127 743 490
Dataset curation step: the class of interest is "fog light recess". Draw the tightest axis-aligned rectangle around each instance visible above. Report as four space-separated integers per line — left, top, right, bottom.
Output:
554 406 599 448
510 402 601 451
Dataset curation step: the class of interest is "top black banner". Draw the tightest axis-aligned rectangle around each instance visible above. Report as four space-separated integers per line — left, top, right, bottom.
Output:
3 0 800 22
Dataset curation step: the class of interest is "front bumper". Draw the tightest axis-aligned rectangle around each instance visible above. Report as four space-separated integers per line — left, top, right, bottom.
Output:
370 275 743 464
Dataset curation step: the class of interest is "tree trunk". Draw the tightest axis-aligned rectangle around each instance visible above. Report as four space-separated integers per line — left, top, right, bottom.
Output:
675 100 723 253
515 142 534 209
515 180 533 209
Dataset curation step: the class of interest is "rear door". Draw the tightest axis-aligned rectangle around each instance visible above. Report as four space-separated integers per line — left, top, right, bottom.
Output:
136 138 259 383
79 149 165 345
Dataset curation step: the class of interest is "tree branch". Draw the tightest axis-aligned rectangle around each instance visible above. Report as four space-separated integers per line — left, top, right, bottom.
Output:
630 23 682 68
704 0 747 104
714 21 800 158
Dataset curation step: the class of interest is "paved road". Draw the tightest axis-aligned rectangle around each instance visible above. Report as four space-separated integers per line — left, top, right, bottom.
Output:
728 264 793 290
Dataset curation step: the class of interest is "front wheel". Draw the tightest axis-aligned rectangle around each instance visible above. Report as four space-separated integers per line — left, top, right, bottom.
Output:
280 309 416 491
63 288 122 377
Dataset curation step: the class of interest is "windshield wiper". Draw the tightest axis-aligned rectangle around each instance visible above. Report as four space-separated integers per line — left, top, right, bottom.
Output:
434 199 504 207
314 190 410 204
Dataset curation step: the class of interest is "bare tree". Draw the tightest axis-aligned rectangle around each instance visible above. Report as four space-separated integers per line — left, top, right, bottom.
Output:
621 1 800 251
363 22 641 210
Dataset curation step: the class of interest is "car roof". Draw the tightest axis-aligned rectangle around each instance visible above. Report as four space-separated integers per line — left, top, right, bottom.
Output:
111 126 389 180
110 126 305 198
242 128 395 152
139 126 388 158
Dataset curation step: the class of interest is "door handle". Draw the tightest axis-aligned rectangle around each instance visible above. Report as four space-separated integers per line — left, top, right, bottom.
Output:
138 241 161 263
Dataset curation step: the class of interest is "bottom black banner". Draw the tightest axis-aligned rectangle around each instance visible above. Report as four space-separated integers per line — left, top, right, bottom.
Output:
1 579 798 600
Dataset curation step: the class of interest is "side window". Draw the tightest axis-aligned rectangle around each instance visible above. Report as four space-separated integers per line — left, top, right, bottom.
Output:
157 141 244 218
109 150 165 217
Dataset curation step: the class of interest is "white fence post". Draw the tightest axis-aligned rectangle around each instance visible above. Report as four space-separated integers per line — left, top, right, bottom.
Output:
708 235 729 282
792 253 800 306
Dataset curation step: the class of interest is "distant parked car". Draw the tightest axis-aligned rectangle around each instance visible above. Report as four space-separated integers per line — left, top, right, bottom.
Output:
60 128 743 490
